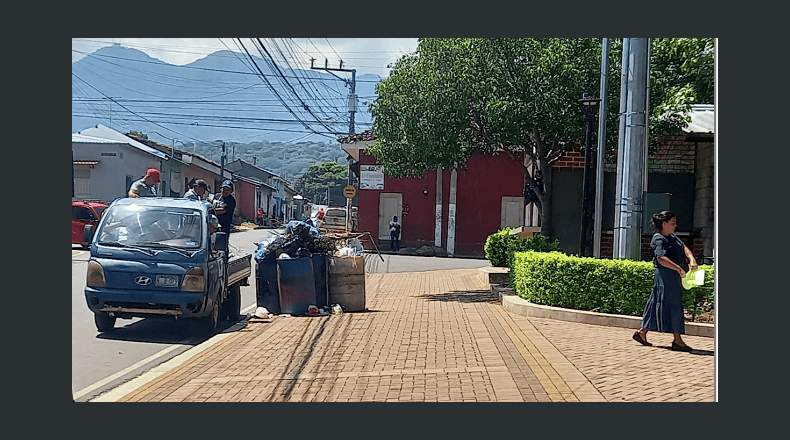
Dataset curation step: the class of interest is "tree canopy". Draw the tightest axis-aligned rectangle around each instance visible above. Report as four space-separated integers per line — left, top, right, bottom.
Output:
294 161 348 205
368 38 714 236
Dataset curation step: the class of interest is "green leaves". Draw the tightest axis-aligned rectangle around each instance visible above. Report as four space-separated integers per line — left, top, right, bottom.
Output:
293 161 348 203
510 251 716 317
484 228 563 267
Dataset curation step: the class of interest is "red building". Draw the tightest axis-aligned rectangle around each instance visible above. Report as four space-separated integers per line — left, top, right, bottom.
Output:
341 131 527 257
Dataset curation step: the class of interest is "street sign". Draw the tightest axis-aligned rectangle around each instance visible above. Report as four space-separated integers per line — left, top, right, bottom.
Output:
343 185 356 199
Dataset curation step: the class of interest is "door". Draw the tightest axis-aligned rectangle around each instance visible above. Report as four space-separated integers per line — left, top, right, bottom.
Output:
501 196 525 230
72 205 98 244
379 193 402 240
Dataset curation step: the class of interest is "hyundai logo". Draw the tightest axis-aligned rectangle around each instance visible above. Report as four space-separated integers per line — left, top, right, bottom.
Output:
134 276 153 286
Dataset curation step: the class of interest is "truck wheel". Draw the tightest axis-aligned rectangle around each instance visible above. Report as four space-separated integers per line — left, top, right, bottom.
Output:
224 284 241 321
94 313 116 333
202 297 220 334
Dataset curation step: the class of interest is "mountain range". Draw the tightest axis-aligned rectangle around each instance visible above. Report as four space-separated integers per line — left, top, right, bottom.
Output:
72 43 382 178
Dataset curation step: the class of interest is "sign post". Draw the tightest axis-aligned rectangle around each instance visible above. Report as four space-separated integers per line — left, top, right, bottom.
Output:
343 185 356 230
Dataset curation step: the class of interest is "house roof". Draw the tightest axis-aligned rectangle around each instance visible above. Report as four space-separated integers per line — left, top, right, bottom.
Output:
337 129 376 144
683 104 714 135
72 133 118 144
75 124 167 159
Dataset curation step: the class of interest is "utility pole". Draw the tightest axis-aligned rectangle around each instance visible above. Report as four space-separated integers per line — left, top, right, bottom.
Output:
220 142 226 181
593 38 610 258
311 60 357 135
613 38 650 260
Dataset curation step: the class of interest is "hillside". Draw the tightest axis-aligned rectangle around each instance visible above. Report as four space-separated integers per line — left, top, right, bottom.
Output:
72 43 380 178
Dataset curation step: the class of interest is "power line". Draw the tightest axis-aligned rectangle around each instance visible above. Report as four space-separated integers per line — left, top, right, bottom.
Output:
72 72 202 142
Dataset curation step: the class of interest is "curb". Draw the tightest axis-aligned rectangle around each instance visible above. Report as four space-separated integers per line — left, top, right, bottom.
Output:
88 317 252 402
492 286 714 338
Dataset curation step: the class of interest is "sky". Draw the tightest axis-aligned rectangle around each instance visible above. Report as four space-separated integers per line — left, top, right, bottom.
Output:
71 38 420 78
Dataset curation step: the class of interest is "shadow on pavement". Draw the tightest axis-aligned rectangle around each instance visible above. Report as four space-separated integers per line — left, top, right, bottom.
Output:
417 289 499 304
96 316 247 344
655 346 715 356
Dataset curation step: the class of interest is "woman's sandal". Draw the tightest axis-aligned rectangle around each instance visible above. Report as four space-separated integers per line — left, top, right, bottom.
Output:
632 331 652 346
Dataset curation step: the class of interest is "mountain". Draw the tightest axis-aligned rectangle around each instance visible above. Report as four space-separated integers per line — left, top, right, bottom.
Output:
72 43 381 178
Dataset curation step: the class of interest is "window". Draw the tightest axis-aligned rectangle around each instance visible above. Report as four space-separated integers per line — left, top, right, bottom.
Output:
74 167 91 198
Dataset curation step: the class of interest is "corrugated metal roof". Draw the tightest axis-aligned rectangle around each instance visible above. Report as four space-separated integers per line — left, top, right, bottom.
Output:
683 104 714 134
72 133 117 144
74 124 168 159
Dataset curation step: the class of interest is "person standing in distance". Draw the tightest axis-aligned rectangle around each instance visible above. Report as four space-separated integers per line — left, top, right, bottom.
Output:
213 180 237 234
389 215 401 252
184 179 208 201
128 168 160 197
633 211 698 351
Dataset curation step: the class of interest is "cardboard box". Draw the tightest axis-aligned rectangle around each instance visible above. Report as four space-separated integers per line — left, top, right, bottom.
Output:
509 226 541 239
328 256 366 312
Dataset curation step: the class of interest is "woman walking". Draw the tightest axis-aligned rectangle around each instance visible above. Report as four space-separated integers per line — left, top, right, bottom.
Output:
633 211 698 351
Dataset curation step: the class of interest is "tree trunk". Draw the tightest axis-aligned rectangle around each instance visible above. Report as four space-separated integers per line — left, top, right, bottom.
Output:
539 159 553 238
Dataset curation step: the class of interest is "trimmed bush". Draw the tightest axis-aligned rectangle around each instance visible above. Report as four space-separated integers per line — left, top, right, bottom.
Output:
511 251 715 317
484 228 513 267
484 228 562 267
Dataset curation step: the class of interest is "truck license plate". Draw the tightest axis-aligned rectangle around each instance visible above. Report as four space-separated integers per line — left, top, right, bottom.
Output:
156 275 179 287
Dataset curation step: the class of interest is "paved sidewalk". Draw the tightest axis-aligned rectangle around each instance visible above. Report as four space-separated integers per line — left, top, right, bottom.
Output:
92 269 715 402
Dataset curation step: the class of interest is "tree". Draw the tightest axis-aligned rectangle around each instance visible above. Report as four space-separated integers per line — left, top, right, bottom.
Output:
294 161 348 205
369 38 714 238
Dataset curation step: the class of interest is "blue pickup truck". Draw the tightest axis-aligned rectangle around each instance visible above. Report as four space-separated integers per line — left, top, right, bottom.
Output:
83 197 251 334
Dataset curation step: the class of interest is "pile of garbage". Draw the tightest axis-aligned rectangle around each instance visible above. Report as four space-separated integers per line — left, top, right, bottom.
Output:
253 303 344 320
254 220 322 265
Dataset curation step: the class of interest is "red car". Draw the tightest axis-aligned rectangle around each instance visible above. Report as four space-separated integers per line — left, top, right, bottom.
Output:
72 201 107 249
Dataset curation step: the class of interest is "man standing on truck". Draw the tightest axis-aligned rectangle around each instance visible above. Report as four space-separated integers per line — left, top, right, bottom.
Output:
128 168 160 198
213 180 236 234
184 179 208 201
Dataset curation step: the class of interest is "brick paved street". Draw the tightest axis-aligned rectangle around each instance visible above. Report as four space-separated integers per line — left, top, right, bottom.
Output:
107 269 715 402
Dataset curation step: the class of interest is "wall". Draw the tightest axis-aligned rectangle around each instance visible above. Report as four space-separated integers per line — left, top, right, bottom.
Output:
72 142 162 203
234 180 257 223
693 139 715 261
454 152 526 256
551 133 704 259
357 150 525 257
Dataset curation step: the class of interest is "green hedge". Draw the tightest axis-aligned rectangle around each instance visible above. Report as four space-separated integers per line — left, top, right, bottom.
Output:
484 228 562 267
510 251 715 317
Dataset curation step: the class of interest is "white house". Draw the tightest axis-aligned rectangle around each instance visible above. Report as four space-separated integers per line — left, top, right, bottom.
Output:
72 126 167 202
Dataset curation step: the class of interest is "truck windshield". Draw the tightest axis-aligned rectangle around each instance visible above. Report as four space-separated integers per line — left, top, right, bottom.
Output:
96 205 203 249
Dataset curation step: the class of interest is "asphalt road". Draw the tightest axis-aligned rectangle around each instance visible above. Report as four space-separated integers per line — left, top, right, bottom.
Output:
72 227 490 401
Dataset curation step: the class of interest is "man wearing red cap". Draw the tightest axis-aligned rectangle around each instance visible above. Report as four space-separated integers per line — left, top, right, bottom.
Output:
128 168 161 198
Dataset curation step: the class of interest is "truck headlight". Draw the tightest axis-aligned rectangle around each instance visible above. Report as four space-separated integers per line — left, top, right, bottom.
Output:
86 261 106 287
182 267 205 292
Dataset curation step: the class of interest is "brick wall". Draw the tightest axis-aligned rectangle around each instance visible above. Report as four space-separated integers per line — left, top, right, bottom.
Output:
552 148 586 171
647 135 696 174
557 134 696 174
600 233 704 262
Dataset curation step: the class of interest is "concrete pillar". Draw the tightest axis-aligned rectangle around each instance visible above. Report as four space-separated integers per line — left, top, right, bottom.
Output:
447 168 458 257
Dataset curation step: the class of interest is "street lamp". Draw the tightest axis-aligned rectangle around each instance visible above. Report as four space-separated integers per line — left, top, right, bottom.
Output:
579 92 601 257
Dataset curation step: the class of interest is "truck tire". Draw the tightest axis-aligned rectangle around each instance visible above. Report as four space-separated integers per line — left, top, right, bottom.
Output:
223 284 241 321
94 313 116 333
202 296 220 334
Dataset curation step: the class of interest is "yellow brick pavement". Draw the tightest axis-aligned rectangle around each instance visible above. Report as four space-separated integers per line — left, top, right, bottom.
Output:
109 268 715 402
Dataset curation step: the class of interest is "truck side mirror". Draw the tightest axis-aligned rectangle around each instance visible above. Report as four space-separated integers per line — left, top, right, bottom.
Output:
83 224 95 244
214 232 228 253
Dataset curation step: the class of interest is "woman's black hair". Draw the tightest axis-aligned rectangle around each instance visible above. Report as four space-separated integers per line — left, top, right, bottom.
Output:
651 210 675 232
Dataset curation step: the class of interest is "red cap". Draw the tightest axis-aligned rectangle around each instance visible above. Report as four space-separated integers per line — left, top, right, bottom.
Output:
145 168 161 182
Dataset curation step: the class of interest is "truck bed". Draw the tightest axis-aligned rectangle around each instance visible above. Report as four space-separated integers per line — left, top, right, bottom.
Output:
228 253 252 286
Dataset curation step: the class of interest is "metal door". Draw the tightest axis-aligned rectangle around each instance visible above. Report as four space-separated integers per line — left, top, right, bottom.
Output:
501 196 525 229
379 193 402 240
